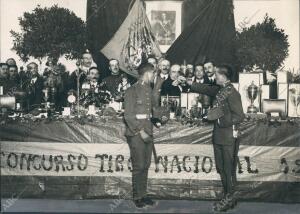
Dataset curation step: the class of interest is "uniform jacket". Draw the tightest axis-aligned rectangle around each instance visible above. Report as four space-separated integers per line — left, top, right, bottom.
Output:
124 81 155 137
191 81 245 145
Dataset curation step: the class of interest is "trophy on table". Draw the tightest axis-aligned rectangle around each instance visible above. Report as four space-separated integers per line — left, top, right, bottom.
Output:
41 88 54 116
75 60 84 117
0 95 16 116
63 90 77 116
247 81 259 113
289 88 300 117
13 90 27 113
161 95 180 119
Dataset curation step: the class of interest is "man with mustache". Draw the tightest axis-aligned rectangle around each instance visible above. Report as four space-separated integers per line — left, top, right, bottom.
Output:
25 62 44 110
161 64 182 96
68 52 96 91
186 65 244 212
151 58 170 106
204 61 217 85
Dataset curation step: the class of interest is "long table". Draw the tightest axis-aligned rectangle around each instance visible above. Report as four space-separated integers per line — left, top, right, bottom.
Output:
1 118 299 202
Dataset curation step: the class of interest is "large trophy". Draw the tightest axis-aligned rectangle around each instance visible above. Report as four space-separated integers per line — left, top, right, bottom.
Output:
41 88 55 116
289 87 300 117
0 95 16 114
247 81 259 113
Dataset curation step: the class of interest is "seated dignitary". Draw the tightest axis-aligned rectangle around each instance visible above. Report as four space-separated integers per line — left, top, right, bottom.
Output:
193 64 210 84
83 67 109 95
8 65 20 85
186 63 210 92
186 63 194 77
161 64 182 96
80 67 111 107
102 59 123 96
68 51 95 91
157 58 170 81
152 58 170 106
86 67 101 91
79 50 97 73
6 65 21 91
0 63 11 94
204 60 217 85
25 62 44 110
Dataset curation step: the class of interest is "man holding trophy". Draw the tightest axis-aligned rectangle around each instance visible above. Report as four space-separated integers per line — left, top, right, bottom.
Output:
185 64 245 212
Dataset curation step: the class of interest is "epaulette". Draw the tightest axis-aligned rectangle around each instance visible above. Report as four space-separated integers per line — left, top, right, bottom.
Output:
215 83 234 104
224 83 234 94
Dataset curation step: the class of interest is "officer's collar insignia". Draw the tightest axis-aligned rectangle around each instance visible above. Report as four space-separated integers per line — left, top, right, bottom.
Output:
222 80 231 87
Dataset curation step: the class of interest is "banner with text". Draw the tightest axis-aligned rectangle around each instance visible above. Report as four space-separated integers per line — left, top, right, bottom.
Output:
1 142 299 182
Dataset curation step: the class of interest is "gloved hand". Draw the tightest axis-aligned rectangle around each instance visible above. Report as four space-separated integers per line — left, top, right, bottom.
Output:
139 129 153 143
233 125 241 139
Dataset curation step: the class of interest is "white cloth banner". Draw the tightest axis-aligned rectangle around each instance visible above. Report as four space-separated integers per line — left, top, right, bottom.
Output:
1 142 299 182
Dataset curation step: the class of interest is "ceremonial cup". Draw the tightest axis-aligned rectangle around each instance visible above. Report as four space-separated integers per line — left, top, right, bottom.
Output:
247 81 259 113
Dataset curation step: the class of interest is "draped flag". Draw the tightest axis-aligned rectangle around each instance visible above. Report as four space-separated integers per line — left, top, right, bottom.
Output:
101 0 162 78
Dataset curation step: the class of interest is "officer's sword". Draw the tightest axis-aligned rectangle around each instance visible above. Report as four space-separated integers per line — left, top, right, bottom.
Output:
152 143 159 164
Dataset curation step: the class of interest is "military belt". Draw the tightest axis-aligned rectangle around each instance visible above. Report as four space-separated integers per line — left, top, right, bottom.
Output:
136 114 152 119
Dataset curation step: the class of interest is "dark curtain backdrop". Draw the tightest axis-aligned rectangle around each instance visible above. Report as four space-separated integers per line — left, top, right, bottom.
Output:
86 0 133 79
87 0 237 80
166 0 237 81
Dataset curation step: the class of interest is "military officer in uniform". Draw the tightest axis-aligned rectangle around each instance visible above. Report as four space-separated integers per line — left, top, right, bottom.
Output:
186 64 244 212
124 62 157 209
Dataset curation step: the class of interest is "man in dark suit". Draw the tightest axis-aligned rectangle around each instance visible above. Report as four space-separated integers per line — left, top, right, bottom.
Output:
6 65 21 93
102 59 122 96
124 63 157 209
25 62 44 110
68 52 93 91
0 63 10 94
8 65 19 83
152 58 170 106
194 64 210 83
161 64 182 96
187 65 245 212
185 63 210 92
204 61 217 85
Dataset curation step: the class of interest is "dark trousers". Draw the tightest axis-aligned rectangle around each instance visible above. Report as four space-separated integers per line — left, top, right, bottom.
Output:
127 134 153 200
232 139 240 189
213 142 239 196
